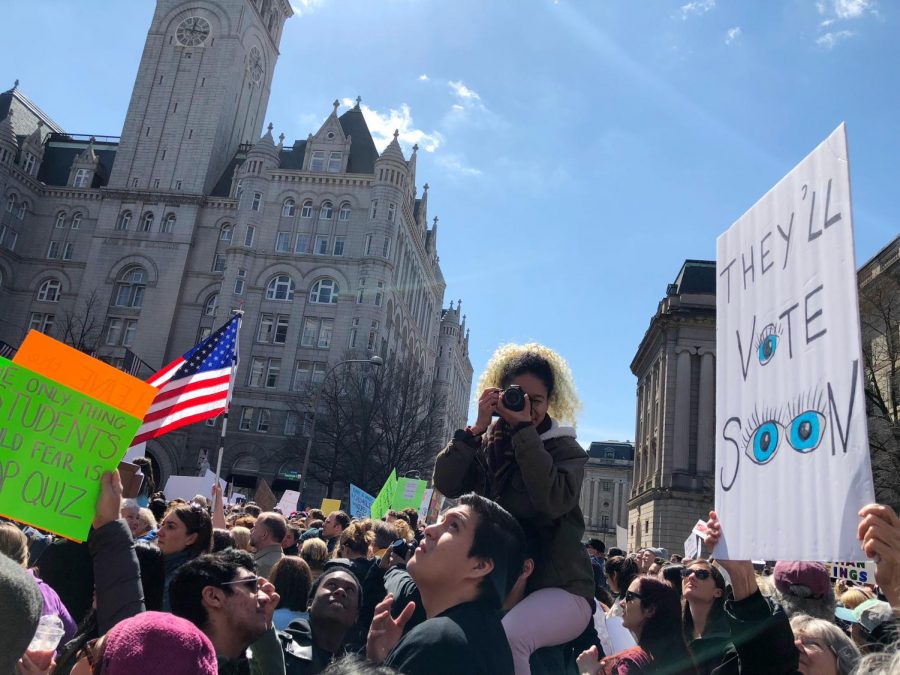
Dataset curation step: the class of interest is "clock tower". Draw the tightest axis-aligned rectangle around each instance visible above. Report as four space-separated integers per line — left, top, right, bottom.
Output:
109 0 292 195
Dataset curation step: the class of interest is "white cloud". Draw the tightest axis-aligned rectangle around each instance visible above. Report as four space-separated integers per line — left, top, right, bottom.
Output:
834 0 871 19
725 26 742 45
816 29 855 48
340 98 443 153
816 1 827 13
448 80 482 102
820 18 836 27
418 74 429 81
290 0 326 16
679 0 715 18
435 154 482 177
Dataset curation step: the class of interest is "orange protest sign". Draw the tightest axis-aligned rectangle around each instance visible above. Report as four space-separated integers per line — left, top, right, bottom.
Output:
14 331 157 419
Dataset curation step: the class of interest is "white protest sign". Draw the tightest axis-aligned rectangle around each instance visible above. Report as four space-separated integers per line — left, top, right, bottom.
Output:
616 525 628 552
229 493 246 505
715 124 875 560
825 561 876 584
418 489 433 521
163 470 226 502
276 489 301 514
684 533 701 560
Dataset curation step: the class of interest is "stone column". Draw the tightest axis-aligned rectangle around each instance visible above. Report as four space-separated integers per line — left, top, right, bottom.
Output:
672 348 693 471
698 351 715 474
612 480 621 527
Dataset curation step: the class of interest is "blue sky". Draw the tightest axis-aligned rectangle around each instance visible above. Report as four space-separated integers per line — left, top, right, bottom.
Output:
3 0 897 445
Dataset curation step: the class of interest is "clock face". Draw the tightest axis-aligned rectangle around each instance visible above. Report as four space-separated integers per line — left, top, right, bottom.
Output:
247 47 264 83
176 16 211 47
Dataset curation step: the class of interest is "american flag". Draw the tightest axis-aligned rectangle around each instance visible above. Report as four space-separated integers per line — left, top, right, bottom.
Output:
130 315 241 446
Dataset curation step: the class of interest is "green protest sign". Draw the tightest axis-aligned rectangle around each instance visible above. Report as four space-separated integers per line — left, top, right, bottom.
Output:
0 357 142 542
391 477 428 512
370 469 397 520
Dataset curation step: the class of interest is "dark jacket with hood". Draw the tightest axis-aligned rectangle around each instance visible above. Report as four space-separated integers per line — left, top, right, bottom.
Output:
433 417 594 601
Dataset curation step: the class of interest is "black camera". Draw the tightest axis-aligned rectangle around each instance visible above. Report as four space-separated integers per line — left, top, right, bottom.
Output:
492 384 527 416
391 538 411 559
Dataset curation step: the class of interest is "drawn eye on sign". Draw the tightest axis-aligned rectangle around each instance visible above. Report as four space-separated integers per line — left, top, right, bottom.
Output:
756 323 781 365
740 388 828 466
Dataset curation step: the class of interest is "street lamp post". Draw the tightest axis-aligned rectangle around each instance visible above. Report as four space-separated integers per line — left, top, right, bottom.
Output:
297 355 383 504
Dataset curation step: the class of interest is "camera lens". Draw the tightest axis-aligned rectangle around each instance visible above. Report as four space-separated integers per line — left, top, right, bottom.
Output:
501 385 526 412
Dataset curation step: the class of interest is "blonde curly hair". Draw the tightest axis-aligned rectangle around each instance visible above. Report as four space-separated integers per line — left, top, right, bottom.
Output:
476 343 582 426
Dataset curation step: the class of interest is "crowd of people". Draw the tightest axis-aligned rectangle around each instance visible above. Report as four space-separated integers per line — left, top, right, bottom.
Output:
2 344 899 674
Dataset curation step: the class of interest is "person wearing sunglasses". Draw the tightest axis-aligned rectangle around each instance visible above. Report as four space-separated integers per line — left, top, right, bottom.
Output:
680 560 731 675
578 576 696 674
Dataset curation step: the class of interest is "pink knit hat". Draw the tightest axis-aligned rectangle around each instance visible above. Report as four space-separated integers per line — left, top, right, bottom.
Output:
101 612 217 675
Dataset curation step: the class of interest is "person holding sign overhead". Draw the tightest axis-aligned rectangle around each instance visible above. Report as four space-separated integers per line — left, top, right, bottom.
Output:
433 343 593 675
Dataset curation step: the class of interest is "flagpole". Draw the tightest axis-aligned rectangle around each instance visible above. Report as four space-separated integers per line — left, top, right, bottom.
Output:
214 309 243 488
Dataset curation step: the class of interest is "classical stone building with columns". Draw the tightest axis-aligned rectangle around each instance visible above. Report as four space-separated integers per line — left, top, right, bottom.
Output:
628 260 716 554
580 440 634 547
0 0 473 504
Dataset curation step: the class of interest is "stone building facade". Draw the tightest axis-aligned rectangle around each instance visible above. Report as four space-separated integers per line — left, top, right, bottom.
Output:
0 0 473 502
580 440 634 547
432 300 473 442
627 260 716 555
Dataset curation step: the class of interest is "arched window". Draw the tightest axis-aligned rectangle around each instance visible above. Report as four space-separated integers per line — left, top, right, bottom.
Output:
204 293 219 316
235 179 243 199
139 212 154 232
37 278 61 302
5 195 14 213
282 199 295 217
320 201 333 220
266 275 295 301
17 202 26 219
114 266 147 308
220 223 233 241
309 278 339 304
161 213 176 233
116 211 132 231
300 199 313 218
71 212 82 230
55 212 67 229
338 202 352 221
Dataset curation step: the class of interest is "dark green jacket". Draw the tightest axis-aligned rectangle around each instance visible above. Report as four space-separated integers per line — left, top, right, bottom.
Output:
433 420 594 601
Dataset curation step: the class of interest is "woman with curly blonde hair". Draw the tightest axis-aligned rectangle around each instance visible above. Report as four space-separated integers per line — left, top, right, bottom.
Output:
433 342 593 674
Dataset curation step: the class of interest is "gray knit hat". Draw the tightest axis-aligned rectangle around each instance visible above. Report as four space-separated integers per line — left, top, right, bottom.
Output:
0 553 42 673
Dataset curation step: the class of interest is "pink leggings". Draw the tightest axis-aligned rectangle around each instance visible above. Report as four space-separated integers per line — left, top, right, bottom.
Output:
501 587 593 675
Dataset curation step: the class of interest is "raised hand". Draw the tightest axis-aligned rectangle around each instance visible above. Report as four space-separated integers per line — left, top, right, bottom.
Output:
858 503 900 606
471 388 501 435
93 470 123 529
704 510 757 601
366 593 416 664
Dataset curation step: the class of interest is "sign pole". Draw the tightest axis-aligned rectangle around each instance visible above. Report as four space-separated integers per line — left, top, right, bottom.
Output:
214 310 243 488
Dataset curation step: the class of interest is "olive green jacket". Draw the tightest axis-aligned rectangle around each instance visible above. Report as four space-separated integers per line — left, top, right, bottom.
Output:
433 420 594 601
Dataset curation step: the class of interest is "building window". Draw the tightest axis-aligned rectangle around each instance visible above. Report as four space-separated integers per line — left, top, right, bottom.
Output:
265 359 281 388
338 202 351 221
235 180 243 200
356 278 366 304
62 243 74 260
251 192 261 211
139 212 154 232
602 481 611 491
17 202 26 220
131 177 140 187
71 213 81 230
309 278 339 304
275 231 291 253
601 515 610 528
204 293 219 316
273 315 289 344
116 211 132 231
266 275 295 301
374 281 384 307
212 254 226 273
72 168 90 188
300 318 334 348
47 241 60 259
644 520 649 534
281 199 295 217
161 213 176 233
295 234 309 254
292 361 310 389
367 320 379 351
333 237 345 256
239 407 254 431
387 202 396 222
6 231 16 251
22 152 36 175
5 195 14 212
248 357 265 386
244 225 255 247
234 268 246 295
29 312 55 335
37 279 61 302
349 318 359 348
175 180 182 190
257 314 274 342
364 233 373 256
315 236 329 255
300 200 313 218
382 237 391 258
55 212 67 229
310 151 325 171
284 411 299 436
320 201 333 220
114 267 147 308
105 318 123 346
220 223 233 241
327 151 342 172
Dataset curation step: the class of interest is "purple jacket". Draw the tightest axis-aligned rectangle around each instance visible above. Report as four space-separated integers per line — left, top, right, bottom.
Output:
29 569 77 648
